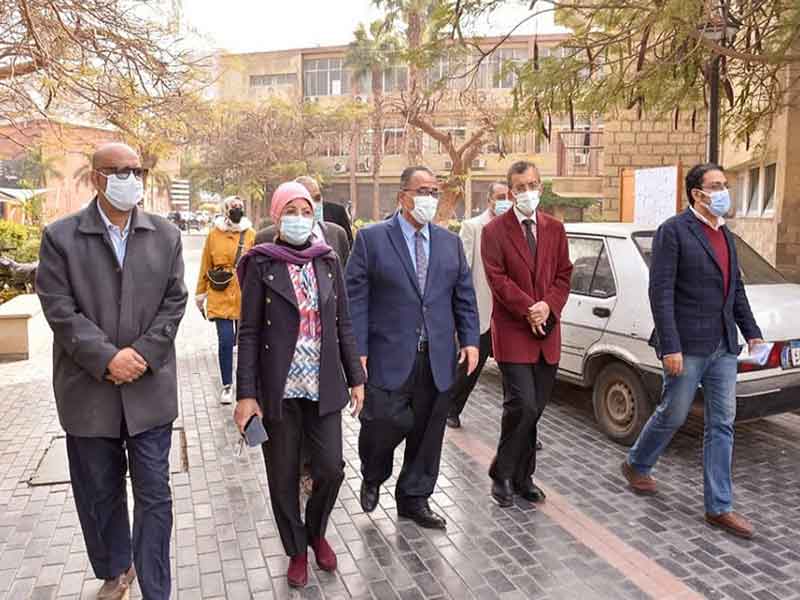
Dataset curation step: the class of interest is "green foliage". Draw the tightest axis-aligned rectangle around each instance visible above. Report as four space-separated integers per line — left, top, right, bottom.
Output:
0 221 41 262
539 182 596 210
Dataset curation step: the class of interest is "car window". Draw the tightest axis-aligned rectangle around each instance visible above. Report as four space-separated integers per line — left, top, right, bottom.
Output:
632 231 785 285
567 237 605 294
590 247 616 297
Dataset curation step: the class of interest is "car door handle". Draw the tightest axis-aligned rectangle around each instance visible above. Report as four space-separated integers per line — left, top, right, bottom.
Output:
593 307 611 318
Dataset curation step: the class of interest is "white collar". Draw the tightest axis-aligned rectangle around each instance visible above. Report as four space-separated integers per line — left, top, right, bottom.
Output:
513 206 536 225
96 201 131 234
214 215 252 232
690 206 724 231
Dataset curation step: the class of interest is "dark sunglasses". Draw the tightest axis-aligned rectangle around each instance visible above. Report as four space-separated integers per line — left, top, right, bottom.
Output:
95 167 147 180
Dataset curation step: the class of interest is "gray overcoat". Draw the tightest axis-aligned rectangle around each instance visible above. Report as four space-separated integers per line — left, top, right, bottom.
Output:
36 199 188 438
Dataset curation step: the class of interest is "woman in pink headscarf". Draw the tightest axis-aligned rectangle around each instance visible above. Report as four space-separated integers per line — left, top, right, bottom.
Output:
233 181 365 588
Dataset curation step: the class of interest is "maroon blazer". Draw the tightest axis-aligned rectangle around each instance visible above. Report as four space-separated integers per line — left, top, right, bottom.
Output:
481 209 572 364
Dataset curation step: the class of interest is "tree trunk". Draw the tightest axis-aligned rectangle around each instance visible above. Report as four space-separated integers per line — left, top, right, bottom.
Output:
348 120 360 220
405 8 424 165
371 67 384 221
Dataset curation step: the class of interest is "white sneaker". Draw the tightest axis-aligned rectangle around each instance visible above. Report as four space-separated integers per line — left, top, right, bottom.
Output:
219 385 233 405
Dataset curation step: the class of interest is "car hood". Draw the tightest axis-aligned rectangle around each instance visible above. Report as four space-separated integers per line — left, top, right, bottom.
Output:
743 284 800 342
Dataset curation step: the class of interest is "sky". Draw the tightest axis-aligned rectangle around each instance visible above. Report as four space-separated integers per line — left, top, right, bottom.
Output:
180 0 563 54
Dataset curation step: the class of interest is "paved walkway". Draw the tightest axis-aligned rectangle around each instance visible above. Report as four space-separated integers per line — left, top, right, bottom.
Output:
0 233 799 599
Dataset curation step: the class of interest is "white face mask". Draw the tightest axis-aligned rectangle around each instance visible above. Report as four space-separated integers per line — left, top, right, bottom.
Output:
411 195 438 225
280 215 314 245
102 172 144 212
493 199 513 216
515 190 540 216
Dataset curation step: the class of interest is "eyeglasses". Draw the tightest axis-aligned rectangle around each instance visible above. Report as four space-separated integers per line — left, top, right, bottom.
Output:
403 188 440 198
95 167 147 180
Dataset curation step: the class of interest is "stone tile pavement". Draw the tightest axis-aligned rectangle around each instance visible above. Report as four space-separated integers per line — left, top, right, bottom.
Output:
0 233 798 599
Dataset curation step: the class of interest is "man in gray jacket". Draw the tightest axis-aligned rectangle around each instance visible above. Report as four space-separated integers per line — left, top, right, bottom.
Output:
36 143 188 600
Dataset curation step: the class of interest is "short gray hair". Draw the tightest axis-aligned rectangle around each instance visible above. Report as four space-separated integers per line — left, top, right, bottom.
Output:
294 175 319 189
487 182 506 198
400 166 434 189
506 160 538 187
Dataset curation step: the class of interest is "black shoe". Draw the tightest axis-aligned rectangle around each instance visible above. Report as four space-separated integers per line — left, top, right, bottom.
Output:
491 478 514 507
514 479 546 503
536 439 543 451
446 415 461 429
397 505 447 530
360 481 379 513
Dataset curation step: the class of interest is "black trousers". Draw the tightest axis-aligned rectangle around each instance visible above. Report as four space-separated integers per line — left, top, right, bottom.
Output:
262 398 344 557
359 350 450 510
490 361 557 485
67 422 173 600
449 330 493 418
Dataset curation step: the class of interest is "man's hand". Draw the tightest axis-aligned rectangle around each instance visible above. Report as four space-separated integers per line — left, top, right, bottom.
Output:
107 348 148 384
350 384 365 417
360 356 368 380
663 352 683 376
234 398 262 433
528 301 550 326
459 346 479 375
748 338 766 352
195 294 207 318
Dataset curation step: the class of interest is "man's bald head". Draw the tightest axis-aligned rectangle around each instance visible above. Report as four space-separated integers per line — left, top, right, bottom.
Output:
295 175 321 199
92 143 141 170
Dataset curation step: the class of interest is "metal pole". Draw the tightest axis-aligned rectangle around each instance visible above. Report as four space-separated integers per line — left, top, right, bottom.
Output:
708 54 721 164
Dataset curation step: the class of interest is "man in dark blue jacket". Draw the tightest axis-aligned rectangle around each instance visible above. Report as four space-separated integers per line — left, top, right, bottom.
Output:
346 166 479 529
622 163 764 539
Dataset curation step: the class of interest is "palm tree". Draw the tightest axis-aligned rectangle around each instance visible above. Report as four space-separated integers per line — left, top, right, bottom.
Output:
347 19 400 221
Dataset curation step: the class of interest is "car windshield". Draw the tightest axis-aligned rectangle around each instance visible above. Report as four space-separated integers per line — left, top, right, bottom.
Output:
632 231 786 285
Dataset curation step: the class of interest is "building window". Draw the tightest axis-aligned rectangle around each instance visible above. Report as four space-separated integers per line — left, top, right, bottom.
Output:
250 73 297 87
428 55 468 90
763 163 776 213
303 58 352 97
383 128 406 155
424 127 466 155
383 66 407 93
314 132 347 158
746 166 760 216
478 47 527 89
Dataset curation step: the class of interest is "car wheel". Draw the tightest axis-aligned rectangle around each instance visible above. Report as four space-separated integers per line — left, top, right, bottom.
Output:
592 362 651 446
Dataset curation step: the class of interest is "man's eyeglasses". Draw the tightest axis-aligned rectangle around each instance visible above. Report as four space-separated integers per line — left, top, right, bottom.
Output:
403 187 440 198
95 167 147 180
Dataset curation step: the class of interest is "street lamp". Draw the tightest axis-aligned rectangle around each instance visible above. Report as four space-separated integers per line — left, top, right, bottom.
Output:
698 5 741 164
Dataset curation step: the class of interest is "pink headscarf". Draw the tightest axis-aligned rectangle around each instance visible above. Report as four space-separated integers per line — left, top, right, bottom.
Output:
270 181 313 224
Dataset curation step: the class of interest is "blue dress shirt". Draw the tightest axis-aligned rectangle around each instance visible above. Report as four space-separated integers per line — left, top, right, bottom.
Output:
396 213 430 272
96 202 131 267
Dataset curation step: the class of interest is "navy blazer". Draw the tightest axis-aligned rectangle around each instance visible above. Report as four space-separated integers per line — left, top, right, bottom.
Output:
649 209 761 358
345 215 480 392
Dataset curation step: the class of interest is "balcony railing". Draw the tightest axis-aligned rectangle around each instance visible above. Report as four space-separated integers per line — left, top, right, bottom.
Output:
555 130 603 178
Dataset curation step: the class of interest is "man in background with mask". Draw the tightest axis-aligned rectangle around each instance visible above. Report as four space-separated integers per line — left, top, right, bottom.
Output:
346 165 479 530
481 160 572 508
447 182 510 429
255 175 350 265
622 163 763 539
36 142 188 600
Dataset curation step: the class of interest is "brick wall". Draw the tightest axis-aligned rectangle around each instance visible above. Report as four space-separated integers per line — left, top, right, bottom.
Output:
601 109 707 220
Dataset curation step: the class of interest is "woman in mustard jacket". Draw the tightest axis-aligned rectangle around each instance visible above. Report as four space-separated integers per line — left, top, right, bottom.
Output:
195 196 256 404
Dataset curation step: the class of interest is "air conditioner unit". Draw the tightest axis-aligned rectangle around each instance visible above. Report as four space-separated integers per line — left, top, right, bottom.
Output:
471 159 487 170
357 161 370 172
354 94 369 103
333 162 348 174
486 144 500 154
573 153 588 166
303 96 319 103
444 160 453 170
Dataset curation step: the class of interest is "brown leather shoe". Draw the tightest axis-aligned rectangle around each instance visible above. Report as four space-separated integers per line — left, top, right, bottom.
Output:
97 565 136 600
621 461 657 495
705 512 754 539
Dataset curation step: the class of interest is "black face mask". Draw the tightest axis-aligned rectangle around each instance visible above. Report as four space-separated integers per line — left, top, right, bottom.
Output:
228 208 244 223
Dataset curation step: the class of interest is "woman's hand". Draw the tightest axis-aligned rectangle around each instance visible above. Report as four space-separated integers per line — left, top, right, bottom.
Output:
349 384 365 417
234 397 262 433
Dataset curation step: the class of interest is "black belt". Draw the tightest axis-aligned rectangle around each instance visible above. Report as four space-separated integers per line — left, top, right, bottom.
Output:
417 339 429 353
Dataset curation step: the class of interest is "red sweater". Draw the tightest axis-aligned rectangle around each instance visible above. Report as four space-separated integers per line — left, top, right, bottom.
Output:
700 222 730 297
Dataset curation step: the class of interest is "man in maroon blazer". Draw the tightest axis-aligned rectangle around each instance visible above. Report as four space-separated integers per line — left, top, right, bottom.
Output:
481 160 573 507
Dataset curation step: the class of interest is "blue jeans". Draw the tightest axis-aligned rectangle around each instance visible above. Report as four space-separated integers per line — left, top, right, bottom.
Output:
67 422 173 600
214 319 237 386
628 343 738 514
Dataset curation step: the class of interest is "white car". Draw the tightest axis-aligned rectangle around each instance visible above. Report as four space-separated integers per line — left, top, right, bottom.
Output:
559 222 800 445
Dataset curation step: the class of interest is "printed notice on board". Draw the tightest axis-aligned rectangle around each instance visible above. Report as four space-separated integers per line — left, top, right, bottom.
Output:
634 166 679 226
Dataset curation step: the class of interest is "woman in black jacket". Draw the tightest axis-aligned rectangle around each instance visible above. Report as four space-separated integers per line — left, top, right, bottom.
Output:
234 181 365 588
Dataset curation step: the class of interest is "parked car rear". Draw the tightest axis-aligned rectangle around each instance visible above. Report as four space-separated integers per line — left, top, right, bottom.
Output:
558 223 800 445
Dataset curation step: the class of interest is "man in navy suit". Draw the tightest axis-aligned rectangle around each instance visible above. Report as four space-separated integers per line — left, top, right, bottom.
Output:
622 163 764 539
346 166 479 529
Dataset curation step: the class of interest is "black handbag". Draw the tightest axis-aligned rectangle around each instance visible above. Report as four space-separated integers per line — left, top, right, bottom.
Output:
206 232 245 292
